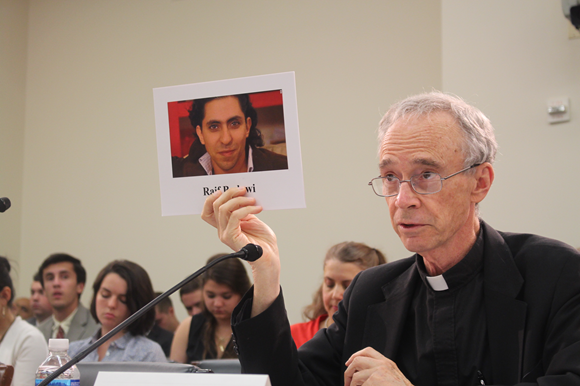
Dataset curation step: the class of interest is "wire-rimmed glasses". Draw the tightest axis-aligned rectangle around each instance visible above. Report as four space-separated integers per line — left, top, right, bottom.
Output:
368 164 481 197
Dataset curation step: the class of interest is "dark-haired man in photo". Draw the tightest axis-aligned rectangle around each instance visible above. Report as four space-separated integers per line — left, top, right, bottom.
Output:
177 94 288 176
37 253 98 342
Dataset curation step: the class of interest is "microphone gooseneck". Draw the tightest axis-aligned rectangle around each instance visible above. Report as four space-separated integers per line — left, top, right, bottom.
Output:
37 243 262 386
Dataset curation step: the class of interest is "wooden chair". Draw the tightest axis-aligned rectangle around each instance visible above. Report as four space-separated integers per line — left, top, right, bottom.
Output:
0 362 14 386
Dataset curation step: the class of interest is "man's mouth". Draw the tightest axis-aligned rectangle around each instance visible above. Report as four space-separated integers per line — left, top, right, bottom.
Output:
219 150 235 157
399 223 424 230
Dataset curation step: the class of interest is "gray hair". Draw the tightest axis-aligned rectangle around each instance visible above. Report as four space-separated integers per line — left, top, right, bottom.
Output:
378 91 498 167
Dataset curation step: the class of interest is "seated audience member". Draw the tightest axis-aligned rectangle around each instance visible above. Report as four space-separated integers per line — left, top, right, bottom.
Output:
146 292 177 358
170 254 251 362
147 323 173 358
12 298 33 320
27 273 53 326
68 260 166 362
154 293 180 333
0 256 48 386
291 242 386 348
179 277 203 316
37 253 98 342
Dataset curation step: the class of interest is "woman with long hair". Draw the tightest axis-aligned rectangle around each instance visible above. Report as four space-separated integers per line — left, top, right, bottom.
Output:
170 254 251 362
0 256 48 386
68 260 166 362
291 242 386 348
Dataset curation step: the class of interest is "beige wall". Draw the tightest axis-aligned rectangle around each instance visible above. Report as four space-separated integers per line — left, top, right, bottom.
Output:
9 1 441 323
442 0 580 248
0 0 28 285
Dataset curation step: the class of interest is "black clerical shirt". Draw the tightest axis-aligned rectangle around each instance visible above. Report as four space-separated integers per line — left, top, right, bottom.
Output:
396 227 492 386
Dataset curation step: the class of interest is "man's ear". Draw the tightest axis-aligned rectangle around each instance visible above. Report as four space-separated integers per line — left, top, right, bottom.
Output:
245 117 251 138
196 126 205 145
472 163 494 204
76 282 85 296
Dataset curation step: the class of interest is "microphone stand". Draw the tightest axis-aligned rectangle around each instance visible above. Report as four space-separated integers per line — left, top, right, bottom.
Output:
37 244 262 386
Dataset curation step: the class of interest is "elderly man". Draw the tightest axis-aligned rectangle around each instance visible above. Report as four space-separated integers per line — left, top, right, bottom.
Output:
202 92 580 386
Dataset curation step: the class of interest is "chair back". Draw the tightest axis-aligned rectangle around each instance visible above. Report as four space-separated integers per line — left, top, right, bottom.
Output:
0 363 14 386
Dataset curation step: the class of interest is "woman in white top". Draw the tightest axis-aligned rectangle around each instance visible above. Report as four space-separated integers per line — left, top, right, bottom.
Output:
0 256 48 386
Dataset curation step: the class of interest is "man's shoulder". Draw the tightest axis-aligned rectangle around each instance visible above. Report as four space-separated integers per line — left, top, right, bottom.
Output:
182 158 208 176
37 317 53 333
71 304 99 330
360 256 416 279
73 303 91 320
252 147 288 171
350 256 417 298
499 230 578 254
148 324 174 340
501 230 580 272
483 221 580 283
487 222 580 264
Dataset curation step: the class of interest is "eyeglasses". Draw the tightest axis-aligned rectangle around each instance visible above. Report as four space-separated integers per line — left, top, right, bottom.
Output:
368 164 481 197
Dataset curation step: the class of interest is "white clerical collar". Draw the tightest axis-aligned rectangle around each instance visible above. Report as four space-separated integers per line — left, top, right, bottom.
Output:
426 274 449 291
199 147 253 175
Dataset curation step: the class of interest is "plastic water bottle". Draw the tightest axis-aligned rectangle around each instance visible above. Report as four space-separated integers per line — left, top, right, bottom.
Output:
35 339 80 386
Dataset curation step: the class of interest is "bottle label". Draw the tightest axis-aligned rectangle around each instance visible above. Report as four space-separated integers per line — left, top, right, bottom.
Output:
36 380 80 386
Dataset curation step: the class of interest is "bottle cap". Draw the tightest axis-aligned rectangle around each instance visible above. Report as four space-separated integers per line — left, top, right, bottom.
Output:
48 339 69 351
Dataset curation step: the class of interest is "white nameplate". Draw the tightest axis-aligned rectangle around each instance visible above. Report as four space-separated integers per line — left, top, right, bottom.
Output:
94 371 271 386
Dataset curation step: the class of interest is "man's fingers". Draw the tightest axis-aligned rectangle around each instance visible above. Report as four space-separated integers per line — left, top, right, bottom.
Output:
220 205 263 246
344 354 373 384
345 367 373 386
345 347 384 366
201 190 223 227
345 348 404 386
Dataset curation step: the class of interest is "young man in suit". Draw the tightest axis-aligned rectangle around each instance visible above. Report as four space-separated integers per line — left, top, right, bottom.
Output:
37 253 98 342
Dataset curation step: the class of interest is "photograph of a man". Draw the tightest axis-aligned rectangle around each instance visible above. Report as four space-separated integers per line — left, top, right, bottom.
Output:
174 93 288 177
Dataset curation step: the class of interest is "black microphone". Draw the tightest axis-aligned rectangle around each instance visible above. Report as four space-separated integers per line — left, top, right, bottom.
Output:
240 243 263 262
37 243 262 386
0 197 10 213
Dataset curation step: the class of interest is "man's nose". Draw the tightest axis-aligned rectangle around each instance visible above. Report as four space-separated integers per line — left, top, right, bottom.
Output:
219 129 232 144
395 180 420 209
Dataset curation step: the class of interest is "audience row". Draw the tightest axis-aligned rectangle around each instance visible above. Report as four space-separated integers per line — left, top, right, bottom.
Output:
0 241 386 385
